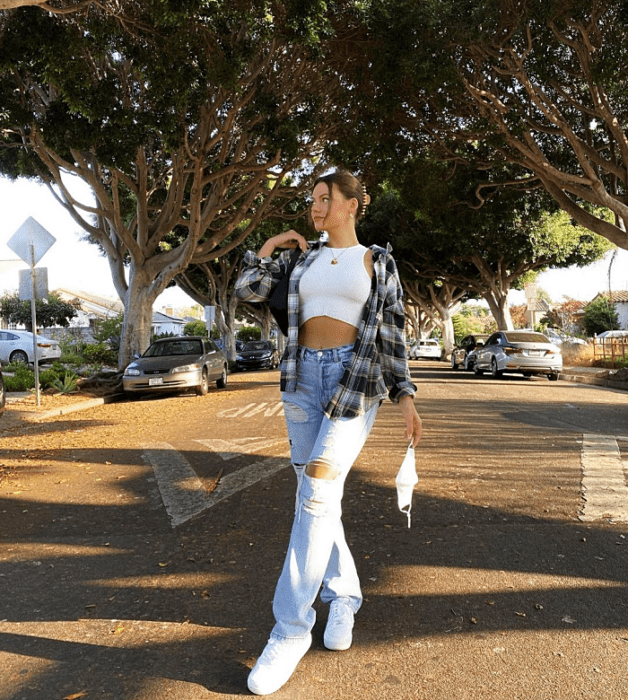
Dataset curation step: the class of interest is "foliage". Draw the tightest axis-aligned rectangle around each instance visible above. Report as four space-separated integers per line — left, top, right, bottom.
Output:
0 292 79 330
91 313 124 350
3 364 35 391
50 371 79 394
583 296 620 336
151 332 177 342
352 0 628 251
237 326 261 342
183 320 208 337
0 2 356 366
80 342 118 366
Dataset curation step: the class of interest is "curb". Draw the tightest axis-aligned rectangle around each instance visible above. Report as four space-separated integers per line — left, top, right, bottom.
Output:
559 372 628 392
4 393 123 423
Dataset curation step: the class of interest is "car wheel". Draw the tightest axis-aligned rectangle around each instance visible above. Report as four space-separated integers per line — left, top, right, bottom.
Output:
548 373 559 382
451 354 458 370
195 368 209 396
216 365 227 389
9 349 29 365
490 358 503 379
474 364 484 376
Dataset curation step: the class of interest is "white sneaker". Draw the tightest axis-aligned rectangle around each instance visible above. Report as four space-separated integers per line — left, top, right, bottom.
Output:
247 634 312 695
324 600 354 651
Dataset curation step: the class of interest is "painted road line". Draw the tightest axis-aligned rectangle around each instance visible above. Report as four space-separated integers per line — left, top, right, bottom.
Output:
580 433 628 522
144 440 291 527
203 453 291 510
143 442 211 527
195 437 285 461
217 402 283 419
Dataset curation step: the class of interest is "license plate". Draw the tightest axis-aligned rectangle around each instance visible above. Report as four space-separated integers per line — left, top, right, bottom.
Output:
148 377 163 386
527 350 541 356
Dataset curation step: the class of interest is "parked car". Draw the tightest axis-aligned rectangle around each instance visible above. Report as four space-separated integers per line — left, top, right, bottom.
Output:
235 340 279 371
0 369 5 415
123 336 228 396
544 328 587 346
451 334 490 370
596 330 628 338
0 330 61 365
473 330 562 381
409 339 441 360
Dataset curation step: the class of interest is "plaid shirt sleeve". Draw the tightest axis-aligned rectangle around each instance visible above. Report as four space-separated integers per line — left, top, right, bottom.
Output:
377 253 416 402
234 249 293 302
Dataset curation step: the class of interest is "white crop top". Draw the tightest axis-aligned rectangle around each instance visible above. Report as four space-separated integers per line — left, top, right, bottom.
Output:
299 244 372 328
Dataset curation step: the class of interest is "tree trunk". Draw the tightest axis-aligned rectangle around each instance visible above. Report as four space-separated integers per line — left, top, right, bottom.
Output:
483 293 514 331
119 277 158 367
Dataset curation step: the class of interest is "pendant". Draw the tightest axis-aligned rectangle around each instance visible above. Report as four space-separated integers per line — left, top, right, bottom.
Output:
331 259 338 265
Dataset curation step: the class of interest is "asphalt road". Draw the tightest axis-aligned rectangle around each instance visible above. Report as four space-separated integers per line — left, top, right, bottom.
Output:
1 361 627 699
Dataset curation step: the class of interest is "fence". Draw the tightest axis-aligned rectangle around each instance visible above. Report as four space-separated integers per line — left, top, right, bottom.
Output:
593 336 628 365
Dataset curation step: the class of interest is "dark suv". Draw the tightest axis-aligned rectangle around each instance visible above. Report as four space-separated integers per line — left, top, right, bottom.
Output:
235 340 279 371
451 334 489 371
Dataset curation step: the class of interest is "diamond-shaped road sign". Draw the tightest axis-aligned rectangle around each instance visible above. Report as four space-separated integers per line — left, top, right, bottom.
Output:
7 217 56 266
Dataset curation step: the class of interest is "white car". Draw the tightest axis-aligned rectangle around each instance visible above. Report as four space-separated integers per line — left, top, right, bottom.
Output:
474 330 562 380
409 339 441 360
0 330 61 365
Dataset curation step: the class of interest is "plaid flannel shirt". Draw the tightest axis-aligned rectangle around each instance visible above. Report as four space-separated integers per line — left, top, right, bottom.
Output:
235 240 416 419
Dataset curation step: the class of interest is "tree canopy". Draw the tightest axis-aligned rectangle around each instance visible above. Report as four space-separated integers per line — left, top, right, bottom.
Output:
0 1 354 365
339 0 628 251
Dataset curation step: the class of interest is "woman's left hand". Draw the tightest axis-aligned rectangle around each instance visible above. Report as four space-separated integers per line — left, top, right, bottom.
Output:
399 395 422 447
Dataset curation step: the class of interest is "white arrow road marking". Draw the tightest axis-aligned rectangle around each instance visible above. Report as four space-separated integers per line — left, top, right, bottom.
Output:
580 433 628 522
144 440 291 527
195 437 285 461
143 442 211 528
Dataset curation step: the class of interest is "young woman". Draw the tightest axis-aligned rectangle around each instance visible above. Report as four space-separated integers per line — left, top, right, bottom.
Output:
235 169 422 695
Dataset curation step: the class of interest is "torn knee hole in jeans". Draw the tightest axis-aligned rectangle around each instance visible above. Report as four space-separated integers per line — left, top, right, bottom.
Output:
305 458 340 480
284 402 308 423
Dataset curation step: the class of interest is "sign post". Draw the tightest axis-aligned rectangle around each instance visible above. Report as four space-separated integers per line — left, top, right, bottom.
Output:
7 217 56 406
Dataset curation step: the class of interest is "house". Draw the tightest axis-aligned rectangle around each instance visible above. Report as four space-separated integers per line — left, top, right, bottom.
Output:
593 290 628 330
54 288 124 326
525 297 551 329
152 310 186 336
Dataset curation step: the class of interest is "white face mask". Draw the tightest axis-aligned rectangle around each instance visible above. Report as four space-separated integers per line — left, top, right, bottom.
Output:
396 444 418 528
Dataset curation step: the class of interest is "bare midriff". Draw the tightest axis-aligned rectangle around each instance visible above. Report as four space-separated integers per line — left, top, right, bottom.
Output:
298 317 359 350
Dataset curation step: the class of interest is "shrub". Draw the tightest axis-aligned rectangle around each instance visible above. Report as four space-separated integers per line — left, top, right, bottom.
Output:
4 365 35 392
81 342 118 366
583 297 620 336
237 325 261 342
184 320 208 337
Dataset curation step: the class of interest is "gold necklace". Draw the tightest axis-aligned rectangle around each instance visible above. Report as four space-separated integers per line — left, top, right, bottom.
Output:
328 246 352 265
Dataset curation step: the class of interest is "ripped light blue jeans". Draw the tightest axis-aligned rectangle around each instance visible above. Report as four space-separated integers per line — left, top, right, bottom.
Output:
271 344 379 640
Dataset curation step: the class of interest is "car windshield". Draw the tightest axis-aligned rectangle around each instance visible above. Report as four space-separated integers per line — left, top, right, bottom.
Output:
243 342 270 351
503 332 550 344
143 340 203 357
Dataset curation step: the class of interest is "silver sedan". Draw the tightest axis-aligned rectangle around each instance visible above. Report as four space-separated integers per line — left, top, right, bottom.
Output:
123 336 228 396
474 330 562 381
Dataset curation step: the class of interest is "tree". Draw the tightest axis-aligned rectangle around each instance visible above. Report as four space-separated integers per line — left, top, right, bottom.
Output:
0 291 79 330
183 320 208 337
363 0 628 251
359 158 613 330
0 3 352 367
583 295 620 336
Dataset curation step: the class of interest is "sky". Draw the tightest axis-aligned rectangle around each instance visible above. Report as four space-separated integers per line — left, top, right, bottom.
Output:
1 177 628 313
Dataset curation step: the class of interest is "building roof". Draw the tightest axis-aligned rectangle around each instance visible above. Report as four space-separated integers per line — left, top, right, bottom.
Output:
594 290 628 303
54 288 124 317
152 310 186 324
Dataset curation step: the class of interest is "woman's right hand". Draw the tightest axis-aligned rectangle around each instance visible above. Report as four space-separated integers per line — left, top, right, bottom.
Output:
258 230 308 258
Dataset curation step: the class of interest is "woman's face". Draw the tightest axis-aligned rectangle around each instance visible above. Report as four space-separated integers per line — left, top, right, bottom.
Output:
311 182 356 232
